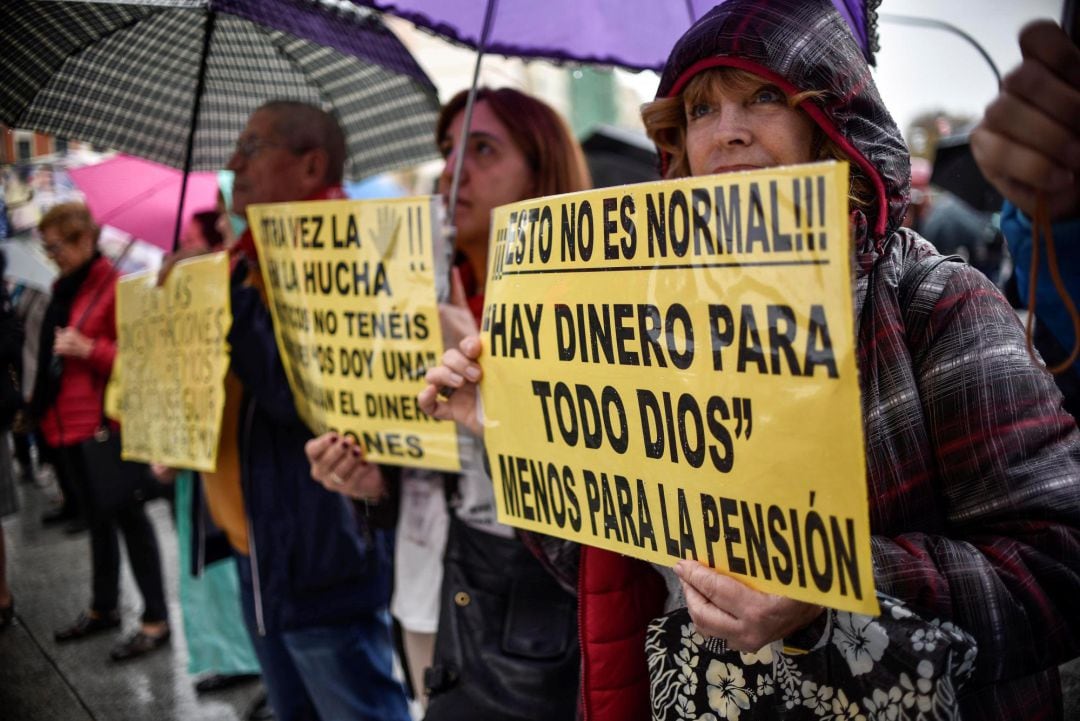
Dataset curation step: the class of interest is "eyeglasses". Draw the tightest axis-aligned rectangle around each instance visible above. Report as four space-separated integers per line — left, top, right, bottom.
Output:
232 137 314 160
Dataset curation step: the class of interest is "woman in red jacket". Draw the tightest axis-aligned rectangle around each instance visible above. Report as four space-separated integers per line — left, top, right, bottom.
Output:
32 203 170 661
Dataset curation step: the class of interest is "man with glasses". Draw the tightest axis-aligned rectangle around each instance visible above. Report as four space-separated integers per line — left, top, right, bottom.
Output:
177 100 409 721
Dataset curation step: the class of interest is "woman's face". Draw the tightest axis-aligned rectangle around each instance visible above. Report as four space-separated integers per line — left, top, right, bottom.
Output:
438 101 536 248
684 73 816 178
42 227 95 277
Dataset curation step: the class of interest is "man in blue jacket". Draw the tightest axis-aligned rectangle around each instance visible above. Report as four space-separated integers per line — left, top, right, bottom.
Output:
193 100 409 721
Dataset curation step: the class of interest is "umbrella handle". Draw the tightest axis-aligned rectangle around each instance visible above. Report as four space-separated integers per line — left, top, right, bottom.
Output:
445 0 497 240
172 9 218 253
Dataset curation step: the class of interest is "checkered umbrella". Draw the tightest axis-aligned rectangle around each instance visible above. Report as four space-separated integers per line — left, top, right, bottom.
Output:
0 0 441 181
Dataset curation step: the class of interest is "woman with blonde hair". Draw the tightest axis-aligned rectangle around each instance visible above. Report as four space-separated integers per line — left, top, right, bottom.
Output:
420 2 1080 719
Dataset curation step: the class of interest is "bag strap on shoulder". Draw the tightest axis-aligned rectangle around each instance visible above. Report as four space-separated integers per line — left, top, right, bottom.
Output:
899 253 965 344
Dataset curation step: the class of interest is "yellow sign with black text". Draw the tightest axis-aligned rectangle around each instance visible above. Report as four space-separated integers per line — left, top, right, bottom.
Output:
115 253 231 472
480 161 877 614
247 197 460 472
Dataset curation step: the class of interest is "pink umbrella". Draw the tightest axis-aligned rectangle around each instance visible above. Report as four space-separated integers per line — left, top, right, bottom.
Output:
68 155 220 252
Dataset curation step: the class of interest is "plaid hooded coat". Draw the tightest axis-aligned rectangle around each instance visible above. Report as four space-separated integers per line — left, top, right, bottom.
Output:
577 2 1080 720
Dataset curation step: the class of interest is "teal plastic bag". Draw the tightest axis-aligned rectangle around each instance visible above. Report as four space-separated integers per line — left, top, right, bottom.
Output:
175 470 260 676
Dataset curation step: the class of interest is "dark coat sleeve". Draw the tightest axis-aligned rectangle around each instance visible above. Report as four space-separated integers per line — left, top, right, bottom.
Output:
871 264 1080 685
226 262 306 429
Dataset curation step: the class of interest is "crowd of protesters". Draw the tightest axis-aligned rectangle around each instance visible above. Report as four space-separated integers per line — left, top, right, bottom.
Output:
2 1 1079 720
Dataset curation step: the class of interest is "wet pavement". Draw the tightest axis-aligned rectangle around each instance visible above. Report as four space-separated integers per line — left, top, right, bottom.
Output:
0 474 262 721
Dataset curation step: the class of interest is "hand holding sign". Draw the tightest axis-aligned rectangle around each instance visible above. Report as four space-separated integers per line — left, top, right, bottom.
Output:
675 559 823 653
305 432 387 501
157 246 211 287
150 464 179 485
418 335 483 436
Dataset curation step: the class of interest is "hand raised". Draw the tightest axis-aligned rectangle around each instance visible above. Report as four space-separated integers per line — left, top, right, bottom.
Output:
417 335 483 437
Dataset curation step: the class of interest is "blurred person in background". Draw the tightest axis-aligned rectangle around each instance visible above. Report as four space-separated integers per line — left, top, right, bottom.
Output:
0 249 22 630
156 198 263 698
181 208 228 252
31 202 170 660
5 268 50 487
904 156 1005 284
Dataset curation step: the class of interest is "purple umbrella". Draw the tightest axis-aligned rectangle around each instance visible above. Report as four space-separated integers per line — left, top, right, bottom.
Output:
352 0 878 238
351 0 878 71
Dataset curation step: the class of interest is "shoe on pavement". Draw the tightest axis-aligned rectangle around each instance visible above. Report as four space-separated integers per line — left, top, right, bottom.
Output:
63 518 89 535
54 611 121 642
109 627 171 662
246 691 275 720
41 507 78 526
194 673 260 694
0 598 13 631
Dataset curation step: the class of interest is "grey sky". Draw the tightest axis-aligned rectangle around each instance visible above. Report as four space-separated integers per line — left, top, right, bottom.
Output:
874 0 1064 137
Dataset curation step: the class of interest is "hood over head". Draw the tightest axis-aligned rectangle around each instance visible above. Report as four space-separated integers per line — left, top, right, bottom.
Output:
656 0 908 242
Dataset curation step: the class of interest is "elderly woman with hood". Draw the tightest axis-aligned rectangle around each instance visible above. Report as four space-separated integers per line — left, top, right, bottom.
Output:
421 1 1080 719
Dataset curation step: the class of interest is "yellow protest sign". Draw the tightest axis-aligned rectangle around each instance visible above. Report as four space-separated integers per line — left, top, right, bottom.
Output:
480 161 877 614
104 369 121 422
247 197 460 472
115 252 231 472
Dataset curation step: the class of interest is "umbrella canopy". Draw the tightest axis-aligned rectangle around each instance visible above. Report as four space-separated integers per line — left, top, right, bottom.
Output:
68 155 221 252
931 133 1004 214
356 0 877 229
581 124 659 189
352 0 878 70
0 0 441 180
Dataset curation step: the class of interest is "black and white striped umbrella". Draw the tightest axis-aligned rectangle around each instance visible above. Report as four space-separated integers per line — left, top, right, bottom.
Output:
0 0 441 181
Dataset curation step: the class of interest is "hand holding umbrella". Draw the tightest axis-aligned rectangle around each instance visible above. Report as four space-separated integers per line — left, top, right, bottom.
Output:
971 20 1080 221
53 327 95 359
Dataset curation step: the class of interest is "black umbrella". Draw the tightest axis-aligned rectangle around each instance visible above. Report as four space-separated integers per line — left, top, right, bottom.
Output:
581 125 659 189
930 132 1004 213
1 0 441 246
